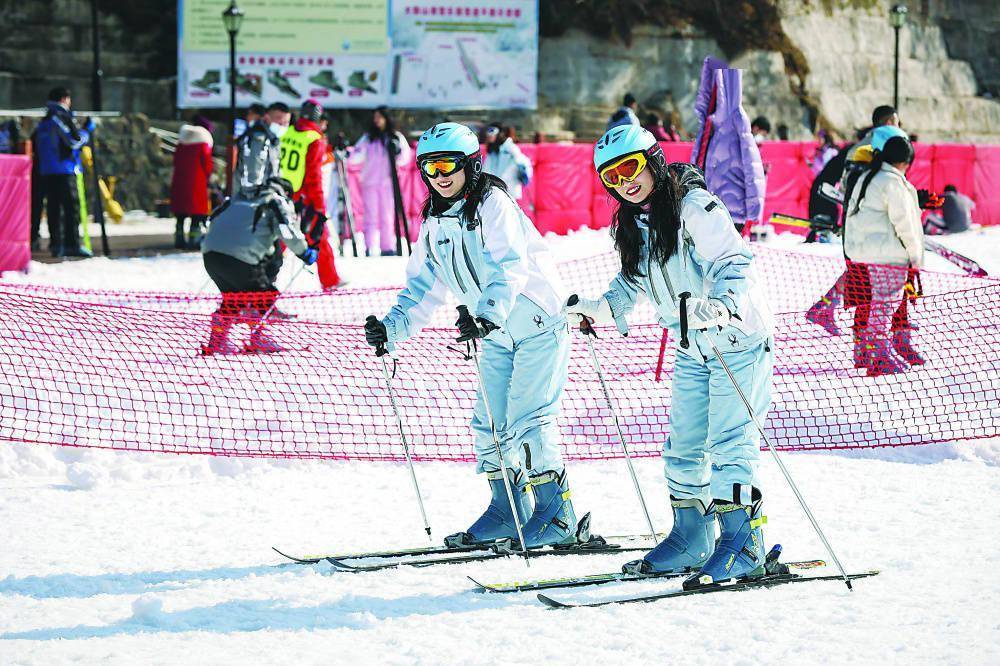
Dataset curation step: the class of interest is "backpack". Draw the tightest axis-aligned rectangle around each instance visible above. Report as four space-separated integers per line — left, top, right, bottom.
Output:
236 124 281 195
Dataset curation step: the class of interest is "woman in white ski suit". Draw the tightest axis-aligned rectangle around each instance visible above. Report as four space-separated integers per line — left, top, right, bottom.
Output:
482 124 533 200
568 125 774 586
364 122 580 549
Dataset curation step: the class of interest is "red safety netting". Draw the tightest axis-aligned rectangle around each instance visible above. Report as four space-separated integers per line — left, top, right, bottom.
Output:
1 246 997 460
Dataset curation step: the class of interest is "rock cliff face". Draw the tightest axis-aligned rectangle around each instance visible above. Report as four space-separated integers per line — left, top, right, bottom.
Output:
778 0 1000 142
536 2 1000 142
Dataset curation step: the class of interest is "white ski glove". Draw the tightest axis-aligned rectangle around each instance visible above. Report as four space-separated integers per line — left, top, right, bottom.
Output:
679 297 731 330
565 294 614 328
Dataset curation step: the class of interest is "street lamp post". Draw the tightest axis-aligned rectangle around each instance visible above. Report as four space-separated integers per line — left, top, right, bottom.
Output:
90 0 103 111
222 1 244 193
891 4 908 110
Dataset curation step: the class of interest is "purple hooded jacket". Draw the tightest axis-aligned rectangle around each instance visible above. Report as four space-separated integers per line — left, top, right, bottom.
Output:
689 56 766 225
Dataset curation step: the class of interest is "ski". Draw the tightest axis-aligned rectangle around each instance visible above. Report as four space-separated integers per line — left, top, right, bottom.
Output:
924 238 988 277
470 559 827 594
326 534 658 572
272 543 485 565
536 569 879 608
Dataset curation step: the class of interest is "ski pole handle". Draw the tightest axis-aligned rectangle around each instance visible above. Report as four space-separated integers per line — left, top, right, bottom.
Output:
365 315 388 357
678 291 691 350
565 294 597 338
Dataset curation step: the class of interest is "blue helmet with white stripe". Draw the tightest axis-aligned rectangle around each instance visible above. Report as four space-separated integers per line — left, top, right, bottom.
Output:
416 122 480 159
594 125 669 203
594 125 658 171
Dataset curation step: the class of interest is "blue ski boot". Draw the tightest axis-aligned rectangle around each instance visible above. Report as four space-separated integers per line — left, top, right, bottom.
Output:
622 498 715 575
683 496 767 589
444 468 532 547
521 470 578 548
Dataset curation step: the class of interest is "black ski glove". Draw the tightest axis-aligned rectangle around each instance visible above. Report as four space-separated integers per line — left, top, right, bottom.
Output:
364 316 388 348
455 310 498 343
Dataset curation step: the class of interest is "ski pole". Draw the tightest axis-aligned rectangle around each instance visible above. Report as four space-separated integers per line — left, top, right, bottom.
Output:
567 296 658 545
366 316 433 542
336 153 359 258
457 305 531 566
677 293 854 590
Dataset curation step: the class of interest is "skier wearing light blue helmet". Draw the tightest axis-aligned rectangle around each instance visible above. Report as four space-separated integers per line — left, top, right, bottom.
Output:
364 122 586 549
568 124 776 588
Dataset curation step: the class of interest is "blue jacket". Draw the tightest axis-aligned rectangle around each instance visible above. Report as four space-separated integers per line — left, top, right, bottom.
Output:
603 188 773 361
35 102 90 176
382 186 566 349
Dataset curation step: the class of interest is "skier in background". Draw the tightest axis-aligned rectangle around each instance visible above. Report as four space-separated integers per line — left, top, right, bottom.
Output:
567 125 774 587
606 92 640 130
34 86 94 258
364 122 584 549
805 121 908 336
349 106 411 256
482 122 532 201
201 174 317 354
843 135 925 376
280 99 343 289
171 116 214 250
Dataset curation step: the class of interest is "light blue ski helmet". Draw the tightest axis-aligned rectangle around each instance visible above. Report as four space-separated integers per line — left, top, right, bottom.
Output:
594 125 669 204
416 122 480 159
594 125 657 171
871 125 908 152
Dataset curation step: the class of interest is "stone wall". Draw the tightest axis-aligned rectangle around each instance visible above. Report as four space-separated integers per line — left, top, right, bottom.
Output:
778 0 1000 143
0 0 174 113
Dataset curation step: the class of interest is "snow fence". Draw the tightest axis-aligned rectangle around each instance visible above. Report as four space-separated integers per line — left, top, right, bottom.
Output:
1 245 998 460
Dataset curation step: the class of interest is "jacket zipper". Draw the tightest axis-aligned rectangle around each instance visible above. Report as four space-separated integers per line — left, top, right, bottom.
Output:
462 240 480 289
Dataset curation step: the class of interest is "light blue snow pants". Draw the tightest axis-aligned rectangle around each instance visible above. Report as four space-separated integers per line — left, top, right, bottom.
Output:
663 339 773 505
471 298 569 477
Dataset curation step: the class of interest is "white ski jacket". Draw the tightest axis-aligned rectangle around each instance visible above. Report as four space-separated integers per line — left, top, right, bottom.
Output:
843 163 924 268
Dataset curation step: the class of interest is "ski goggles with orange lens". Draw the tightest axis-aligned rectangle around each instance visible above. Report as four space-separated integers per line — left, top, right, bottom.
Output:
599 152 649 188
420 156 466 178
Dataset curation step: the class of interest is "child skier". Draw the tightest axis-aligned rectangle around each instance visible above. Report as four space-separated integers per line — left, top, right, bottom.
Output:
363 122 580 549
567 125 774 586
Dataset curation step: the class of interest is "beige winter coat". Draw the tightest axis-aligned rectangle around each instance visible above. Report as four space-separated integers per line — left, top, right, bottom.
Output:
843 163 924 268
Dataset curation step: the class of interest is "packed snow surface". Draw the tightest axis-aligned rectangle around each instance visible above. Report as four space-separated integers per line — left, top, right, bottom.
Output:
2 226 1000 664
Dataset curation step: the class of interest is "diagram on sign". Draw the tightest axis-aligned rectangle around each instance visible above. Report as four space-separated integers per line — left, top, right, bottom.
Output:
392 35 533 106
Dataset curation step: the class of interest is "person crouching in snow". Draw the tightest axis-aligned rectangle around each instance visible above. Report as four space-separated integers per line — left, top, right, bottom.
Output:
200 177 317 355
363 122 583 549
843 135 924 376
567 125 774 586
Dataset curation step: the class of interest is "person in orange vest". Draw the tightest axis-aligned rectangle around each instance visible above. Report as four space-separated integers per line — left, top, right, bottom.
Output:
280 99 343 289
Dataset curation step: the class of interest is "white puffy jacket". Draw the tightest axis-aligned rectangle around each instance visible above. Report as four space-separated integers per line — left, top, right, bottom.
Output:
483 138 533 200
843 163 924 268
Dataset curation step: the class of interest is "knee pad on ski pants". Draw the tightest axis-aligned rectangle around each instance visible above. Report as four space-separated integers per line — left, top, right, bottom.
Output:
471 299 569 476
662 340 773 505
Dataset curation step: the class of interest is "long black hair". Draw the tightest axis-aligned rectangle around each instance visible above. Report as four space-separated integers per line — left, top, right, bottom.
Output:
611 163 691 283
851 135 914 215
421 164 508 222
366 105 396 142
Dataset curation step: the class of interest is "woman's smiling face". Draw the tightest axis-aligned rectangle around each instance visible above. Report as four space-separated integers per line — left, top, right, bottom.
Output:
428 165 466 198
614 167 655 204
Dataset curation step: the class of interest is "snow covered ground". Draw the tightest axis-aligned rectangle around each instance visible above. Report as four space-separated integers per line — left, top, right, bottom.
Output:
2 226 1000 664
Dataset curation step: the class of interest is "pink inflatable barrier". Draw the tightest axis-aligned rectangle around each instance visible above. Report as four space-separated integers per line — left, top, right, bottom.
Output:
343 141 998 238
0 154 31 273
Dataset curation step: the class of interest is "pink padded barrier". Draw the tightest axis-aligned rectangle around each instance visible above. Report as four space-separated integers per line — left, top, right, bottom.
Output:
0 154 31 274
